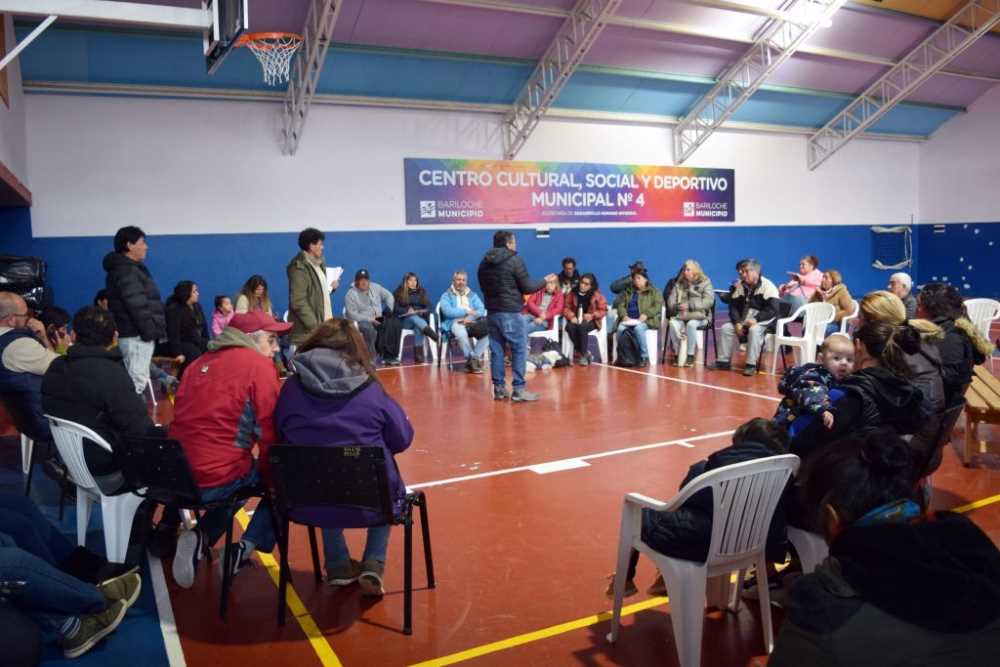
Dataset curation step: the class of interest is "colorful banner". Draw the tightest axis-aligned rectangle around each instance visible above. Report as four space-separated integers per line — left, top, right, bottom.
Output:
403 158 734 225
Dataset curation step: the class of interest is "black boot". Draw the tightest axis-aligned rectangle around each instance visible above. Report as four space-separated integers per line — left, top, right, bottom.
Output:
413 347 425 364
422 325 440 343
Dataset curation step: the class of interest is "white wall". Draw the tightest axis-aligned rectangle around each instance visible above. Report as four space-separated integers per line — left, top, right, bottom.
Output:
919 85 1000 224
24 93 919 237
0 14 28 187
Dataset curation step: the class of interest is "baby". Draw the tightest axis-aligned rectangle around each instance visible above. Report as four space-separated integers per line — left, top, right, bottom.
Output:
773 334 855 430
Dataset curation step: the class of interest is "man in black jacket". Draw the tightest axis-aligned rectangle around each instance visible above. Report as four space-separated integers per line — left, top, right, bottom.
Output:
42 306 158 495
710 258 780 376
477 231 555 401
102 226 166 394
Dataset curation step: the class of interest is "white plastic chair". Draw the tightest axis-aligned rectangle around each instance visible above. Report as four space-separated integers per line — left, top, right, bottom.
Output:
965 298 999 369
435 304 488 369
398 311 439 363
612 305 663 364
45 415 147 563
20 433 33 477
769 302 836 375
787 526 829 574
561 307 608 363
528 314 562 347
839 299 859 335
607 454 800 666
146 378 158 408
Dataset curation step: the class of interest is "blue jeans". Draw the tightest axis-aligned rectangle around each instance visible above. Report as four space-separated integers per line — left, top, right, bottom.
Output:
0 495 75 567
118 336 154 394
782 293 808 313
825 323 840 338
520 314 548 336
197 464 276 553
488 312 528 390
667 318 707 356
450 321 489 359
401 314 429 345
321 525 392 569
620 322 650 360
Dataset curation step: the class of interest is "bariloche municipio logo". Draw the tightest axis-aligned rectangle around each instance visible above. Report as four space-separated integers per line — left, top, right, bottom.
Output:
683 201 695 216
419 201 436 219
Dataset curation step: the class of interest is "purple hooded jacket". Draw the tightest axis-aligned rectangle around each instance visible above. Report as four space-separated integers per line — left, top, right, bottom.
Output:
274 348 414 527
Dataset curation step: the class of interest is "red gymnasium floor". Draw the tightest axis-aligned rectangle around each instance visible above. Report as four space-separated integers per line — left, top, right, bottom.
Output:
154 357 1000 667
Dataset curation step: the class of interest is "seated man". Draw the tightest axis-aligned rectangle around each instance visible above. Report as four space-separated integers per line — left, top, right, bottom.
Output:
39 306 72 355
520 274 564 336
710 258 780 376
888 271 917 319
344 269 397 364
0 292 57 444
42 306 160 495
438 270 489 374
168 311 291 589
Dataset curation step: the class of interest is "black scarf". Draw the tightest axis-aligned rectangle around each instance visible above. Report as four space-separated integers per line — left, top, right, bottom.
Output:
575 289 593 315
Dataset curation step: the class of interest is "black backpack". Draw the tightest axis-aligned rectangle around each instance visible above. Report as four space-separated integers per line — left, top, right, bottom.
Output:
615 328 641 367
541 339 571 368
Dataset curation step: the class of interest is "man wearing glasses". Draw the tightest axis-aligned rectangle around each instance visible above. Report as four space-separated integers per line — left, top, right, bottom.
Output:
0 292 58 442
168 311 291 590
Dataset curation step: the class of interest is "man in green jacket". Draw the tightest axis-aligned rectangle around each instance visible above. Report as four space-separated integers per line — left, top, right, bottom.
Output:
287 228 339 346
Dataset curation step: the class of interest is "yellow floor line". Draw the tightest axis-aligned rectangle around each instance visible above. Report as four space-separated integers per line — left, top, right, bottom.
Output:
235 510 343 667
952 492 1000 514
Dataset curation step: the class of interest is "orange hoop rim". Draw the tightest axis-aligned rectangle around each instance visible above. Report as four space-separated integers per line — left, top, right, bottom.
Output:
236 32 303 50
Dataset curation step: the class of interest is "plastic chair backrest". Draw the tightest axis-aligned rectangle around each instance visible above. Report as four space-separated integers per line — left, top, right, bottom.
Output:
119 436 202 506
964 298 1000 339
269 444 394 522
801 302 836 345
46 415 110 493
840 299 859 334
683 454 799 568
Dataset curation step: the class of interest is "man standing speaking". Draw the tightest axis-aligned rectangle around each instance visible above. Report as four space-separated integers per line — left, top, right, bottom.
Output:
477 231 557 402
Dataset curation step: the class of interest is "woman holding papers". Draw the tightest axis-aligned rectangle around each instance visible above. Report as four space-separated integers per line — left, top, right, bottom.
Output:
393 272 439 363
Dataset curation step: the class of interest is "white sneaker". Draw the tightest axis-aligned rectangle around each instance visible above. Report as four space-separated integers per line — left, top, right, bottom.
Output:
172 528 202 589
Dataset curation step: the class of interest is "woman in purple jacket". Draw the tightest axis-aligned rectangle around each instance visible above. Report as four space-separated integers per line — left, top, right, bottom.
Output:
274 317 414 596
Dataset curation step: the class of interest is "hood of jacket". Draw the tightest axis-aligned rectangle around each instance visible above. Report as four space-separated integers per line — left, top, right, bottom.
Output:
102 251 147 276
207 326 259 352
483 247 515 266
828 511 1000 633
289 348 373 399
840 366 924 423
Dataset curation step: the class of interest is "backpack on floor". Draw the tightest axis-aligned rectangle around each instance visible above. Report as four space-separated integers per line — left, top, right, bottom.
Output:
615 328 640 367
541 339 570 368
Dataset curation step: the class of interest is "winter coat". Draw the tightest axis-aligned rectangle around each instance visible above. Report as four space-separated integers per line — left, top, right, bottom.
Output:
614 285 664 329
102 251 166 342
641 441 790 563
274 348 414 527
810 283 854 322
771 511 1000 667
902 292 918 320
477 247 545 313
774 363 837 427
393 287 430 318
437 287 486 334
287 251 330 345
665 276 715 321
169 327 282 488
41 345 157 495
728 277 781 325
905 340 946 416
164 298 209 358
935 317 989 407
521 289 565 328
563 289 609 331
211 310 234 337
0 329 51 443
780 268 822 300
345 283 394 323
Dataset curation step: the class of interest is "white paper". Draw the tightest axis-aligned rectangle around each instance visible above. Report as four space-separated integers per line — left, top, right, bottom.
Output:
326 266 343 286
620 318 641 327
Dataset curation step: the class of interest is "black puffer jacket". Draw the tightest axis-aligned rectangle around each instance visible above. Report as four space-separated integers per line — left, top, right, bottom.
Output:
771 511 1000 667
41 345 158 494
477 247 544 313
102 252 166 341
905 340 945 415
164 298 209 358
935 317 987 407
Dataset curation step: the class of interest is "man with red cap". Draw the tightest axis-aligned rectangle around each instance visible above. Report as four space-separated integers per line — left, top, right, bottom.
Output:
169 311 291 589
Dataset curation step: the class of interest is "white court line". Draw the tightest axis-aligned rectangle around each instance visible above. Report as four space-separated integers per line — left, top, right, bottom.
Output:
408 429 734 490
599 363 781 402
148 553 187 667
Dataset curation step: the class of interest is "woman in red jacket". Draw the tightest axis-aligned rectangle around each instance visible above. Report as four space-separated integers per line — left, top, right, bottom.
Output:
520 274 564 335
563 273 608 366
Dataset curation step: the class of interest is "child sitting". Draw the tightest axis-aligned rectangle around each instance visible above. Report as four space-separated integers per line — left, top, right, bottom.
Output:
211 295 234 337
773 334 854 431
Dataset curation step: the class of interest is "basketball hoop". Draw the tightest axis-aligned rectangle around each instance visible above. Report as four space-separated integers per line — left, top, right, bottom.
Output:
237 32 303 86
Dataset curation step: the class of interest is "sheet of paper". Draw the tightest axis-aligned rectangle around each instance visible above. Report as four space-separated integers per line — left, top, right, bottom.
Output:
326 266 343 285
620 318 641 326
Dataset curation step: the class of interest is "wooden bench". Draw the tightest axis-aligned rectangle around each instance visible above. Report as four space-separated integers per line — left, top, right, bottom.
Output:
964 366 1000 464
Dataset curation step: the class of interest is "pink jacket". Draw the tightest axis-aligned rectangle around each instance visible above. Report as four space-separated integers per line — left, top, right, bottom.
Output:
521 289 564 327
782 269 822 300
211 310 234 337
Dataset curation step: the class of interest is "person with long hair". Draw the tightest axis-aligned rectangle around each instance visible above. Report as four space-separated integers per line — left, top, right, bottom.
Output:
810 269 853 337
916 282 994 406
771 430 1000 667
163 280 209 377
613 267 663 367
563 272 608 366
235 274 273 315
274 318 414 596
392 272 439 364
664 259 714 367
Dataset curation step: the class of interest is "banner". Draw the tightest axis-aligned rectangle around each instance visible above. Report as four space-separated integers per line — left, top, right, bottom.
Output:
403 158 734 225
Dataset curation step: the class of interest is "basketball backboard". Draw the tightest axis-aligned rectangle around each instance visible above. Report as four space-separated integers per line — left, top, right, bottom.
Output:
204 0 248 74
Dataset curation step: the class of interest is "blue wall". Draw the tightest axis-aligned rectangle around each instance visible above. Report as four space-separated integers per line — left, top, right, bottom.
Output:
2 207 917 318
915 221 1000 299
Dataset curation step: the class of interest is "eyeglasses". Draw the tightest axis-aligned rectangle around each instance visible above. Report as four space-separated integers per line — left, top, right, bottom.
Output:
10 311 30 318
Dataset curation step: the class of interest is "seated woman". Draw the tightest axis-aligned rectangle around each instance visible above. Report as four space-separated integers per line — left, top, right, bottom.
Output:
809 269 853 337
614 268 663 367
235 274 273 315
771 430 1000 667
520 274 564 336
778 255 822 311
163 281 209 377
274 318 414 596
563 272 608 366
392 272 439 364
916 282 994 407
664 259 714 367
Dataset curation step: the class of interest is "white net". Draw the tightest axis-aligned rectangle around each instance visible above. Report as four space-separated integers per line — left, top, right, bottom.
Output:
245 34 303 86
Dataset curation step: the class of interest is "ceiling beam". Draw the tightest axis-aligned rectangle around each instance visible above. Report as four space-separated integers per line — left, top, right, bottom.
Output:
0 0 210 30
415 0 1000 83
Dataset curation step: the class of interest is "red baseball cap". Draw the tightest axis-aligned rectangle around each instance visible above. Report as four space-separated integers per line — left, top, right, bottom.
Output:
228 311 293 335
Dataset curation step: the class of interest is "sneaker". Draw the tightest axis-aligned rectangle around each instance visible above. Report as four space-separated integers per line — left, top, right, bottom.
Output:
218 541 252 581
466 357 484 374
494 385 509 401
577 355 590 367
98 571 142 609
604 573 638 599
708 360 731 371
647 573 667 596
511 389 540 402
358 560 385 597
172 528 203 589
684 355 696 368
742 364 758 377
62 599 128 659
638 357 650 368
326 559 362 586
386 357 402 367
670 355 681 367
